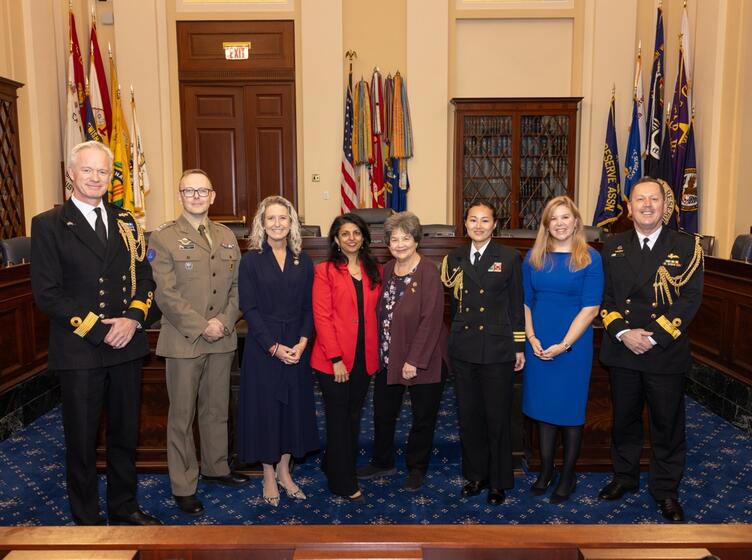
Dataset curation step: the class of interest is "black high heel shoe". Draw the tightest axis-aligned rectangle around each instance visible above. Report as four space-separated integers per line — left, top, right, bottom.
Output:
549 478 576 504
530 473 554 496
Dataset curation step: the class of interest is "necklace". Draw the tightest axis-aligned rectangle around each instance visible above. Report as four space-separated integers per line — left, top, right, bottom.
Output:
395 255 420 276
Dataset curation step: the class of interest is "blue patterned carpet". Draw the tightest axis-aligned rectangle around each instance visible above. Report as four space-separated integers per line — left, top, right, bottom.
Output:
1 383 750 526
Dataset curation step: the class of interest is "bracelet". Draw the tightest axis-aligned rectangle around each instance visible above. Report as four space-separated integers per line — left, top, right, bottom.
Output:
527 334 537 341
562 341 572 352
271 343 279 357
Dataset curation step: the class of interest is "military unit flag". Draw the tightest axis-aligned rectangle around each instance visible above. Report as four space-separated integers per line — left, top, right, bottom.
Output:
340 65 413 212
623 47 645 199
62 6 149 224
592 93 624 231
644 4 665 178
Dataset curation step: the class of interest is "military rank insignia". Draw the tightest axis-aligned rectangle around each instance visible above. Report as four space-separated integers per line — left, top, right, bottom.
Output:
178 238 195 250
663 253 682 267
611 245 625 257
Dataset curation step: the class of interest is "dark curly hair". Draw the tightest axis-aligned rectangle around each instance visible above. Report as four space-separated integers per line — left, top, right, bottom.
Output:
326 213 381 286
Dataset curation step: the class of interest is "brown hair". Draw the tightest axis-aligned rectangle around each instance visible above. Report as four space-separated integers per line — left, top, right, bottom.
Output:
528 196 591 272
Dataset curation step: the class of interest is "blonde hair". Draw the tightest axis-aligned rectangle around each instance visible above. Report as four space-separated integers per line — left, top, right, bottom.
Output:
528 195 591 272
249 195 302 256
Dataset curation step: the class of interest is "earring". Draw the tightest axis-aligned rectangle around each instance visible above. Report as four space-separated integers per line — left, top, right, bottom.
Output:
337 244 341 252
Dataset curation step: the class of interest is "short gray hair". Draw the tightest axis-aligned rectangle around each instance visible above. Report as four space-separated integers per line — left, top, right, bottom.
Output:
384 211 422 243
69 141 114 170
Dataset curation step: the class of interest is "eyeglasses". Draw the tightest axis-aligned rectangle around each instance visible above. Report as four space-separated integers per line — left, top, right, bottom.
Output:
180 187 213 198
79 167 111 178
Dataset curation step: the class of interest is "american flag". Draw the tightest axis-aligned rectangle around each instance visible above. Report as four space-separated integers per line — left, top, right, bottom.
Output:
340 72 358 213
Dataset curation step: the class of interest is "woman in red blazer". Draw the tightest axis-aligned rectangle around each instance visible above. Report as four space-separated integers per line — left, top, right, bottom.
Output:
311 213 382 500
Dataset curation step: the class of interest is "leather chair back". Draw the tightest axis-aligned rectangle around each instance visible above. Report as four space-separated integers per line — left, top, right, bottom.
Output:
0 236 31 266
730 234 752 263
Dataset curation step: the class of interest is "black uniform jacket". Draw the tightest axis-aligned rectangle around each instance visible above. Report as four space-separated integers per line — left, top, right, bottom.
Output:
31 200 155 370
599 227 703 374
444 241 525 365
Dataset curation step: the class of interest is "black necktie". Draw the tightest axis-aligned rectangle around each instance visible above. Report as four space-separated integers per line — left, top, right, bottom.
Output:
642 237 651 253
473 251 481 268
198 224 211 248
94 207 107 247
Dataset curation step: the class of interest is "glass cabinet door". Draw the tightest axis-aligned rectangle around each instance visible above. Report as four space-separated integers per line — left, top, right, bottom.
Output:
461 115 513 235
518 115 570 230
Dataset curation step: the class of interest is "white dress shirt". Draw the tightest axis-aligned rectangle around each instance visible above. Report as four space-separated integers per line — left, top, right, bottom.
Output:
71 196 109 237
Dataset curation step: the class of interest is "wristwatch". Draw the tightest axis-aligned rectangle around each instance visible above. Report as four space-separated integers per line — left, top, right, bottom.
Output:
562 342 572 352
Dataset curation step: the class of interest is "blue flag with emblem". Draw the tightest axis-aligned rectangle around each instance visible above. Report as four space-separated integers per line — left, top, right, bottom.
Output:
668 42 690 206
592 94 624 231
679 118 698 232
623 93 643 199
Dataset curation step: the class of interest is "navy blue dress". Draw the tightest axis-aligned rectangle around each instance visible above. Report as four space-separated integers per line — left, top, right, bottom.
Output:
237 244 320 464
521 249 603 426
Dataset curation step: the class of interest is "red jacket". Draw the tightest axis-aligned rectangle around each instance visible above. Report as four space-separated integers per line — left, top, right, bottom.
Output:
311 261 382 375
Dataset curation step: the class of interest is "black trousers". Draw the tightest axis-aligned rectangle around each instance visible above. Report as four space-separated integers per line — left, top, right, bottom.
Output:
59 359 142 524
452 358 514 490
609 366 686 500
316 365 371 496
371 369 445 474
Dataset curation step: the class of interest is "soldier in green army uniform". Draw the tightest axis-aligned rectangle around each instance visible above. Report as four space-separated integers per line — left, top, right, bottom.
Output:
148 169 248 515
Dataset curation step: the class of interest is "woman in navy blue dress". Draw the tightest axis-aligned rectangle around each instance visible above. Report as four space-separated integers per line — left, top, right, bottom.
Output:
237 196 319 507
522 196 603 503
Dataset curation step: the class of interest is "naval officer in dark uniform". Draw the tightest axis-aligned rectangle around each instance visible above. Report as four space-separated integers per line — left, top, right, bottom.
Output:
31 141 161 526
441 201 525 505
598 177 704 523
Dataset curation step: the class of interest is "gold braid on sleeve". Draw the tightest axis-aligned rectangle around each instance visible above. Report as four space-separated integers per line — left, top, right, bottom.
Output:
653 235 704 306
117 219 147 297
440 255 464 312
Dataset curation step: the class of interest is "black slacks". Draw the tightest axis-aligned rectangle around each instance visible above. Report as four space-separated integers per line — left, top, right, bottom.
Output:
59 359 142 524
371 369 445 474
609 366 686 500
316 365 371 496
452 358 515 490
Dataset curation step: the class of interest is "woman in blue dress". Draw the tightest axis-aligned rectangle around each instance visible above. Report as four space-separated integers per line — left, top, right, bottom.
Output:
237 196 319 507
522 196 603 503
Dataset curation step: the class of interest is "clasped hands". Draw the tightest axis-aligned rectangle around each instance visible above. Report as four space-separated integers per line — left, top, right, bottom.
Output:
201 318 226 342
528 336 565 361
102 317 138 349
270 340 307 365
620 328 654 355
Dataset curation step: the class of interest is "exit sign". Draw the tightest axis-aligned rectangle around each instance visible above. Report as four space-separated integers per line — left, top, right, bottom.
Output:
223 42 251 60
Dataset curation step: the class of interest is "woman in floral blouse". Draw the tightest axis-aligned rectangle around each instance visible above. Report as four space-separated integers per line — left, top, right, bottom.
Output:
356 212 447 492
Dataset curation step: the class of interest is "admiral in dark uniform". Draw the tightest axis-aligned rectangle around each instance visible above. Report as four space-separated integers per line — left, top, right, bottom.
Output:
598 178 704 523
441 201 525 505
30 141 161 526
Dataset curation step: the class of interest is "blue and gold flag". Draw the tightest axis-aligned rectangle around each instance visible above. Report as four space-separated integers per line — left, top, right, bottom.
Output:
679 118 698 233
592 95 624 231
668 42 690 205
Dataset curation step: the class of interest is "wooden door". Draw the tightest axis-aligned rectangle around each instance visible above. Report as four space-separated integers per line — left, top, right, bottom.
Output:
181 85 248 223
178 20 296 225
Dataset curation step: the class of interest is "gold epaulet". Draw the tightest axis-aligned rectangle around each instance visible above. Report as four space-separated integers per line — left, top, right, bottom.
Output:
440 255 464 312
653 235 704 306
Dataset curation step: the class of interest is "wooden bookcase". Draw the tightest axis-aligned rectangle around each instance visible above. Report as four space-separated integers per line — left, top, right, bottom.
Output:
451 97 581 234
0 76 25 239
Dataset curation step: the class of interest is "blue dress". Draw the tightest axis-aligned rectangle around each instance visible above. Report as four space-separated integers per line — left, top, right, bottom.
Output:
521 249 603 426
237 244 320 464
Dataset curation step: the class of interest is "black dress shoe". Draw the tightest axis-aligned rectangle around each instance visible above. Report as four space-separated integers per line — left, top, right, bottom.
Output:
109 510 163 525
460 480 489 497
174 494 204 515
549 479 576 504
487 488 506 505
403 469 424 492
201 471 250 487
530 474 554 496
356 464 397 480
598 480 638 501
658 498 685 522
